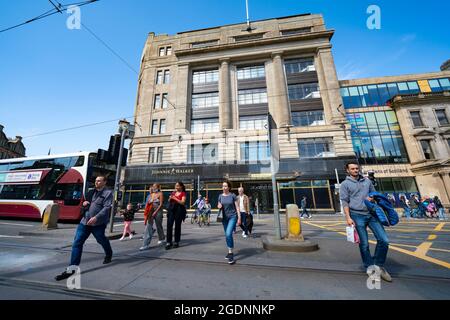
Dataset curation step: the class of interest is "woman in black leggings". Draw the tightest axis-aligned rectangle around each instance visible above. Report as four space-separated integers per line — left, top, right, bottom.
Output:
166 181 186 249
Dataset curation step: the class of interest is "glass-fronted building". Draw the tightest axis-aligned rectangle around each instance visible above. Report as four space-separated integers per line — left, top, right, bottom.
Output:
340 75 450 206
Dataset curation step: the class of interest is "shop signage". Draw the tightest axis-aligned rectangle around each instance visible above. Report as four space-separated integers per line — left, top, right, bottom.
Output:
361 165 413 177
151 168 195 176
0 171 43 183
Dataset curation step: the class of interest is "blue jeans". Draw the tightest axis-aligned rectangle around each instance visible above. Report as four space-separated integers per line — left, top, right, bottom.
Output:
403 207 411 219
70 223 112 266
438 208 446 220
239 212 248 235
350 212 389 269
222 214 237 249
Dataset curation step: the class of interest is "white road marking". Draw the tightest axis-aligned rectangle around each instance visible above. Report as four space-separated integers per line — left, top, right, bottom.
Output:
0 222 34 227
0 235 25 239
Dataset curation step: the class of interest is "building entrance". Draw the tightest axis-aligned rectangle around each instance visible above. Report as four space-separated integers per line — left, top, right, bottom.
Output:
240 182 274 214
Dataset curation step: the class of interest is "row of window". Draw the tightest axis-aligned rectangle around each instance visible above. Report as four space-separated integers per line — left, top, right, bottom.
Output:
148 138 336 164
288 83 320 100
155 111 325 136
418 139 450 160
410 109 449 127
341 78 450 108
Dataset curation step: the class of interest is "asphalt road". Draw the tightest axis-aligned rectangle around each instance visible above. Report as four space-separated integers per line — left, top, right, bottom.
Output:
0 213 449 300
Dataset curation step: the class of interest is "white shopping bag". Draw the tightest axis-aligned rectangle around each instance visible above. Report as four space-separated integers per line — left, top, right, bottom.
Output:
346 225 360 243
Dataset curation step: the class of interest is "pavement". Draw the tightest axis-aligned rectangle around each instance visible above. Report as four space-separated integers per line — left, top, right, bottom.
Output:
0 212 449 300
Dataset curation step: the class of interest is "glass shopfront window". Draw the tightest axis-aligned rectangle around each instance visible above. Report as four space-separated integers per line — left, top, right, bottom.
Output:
278 180 333 210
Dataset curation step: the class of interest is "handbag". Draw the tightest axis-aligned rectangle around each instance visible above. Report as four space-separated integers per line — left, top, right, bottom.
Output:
216 208 223 222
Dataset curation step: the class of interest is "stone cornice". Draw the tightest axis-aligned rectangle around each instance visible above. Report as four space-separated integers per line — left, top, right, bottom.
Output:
174 30 335 57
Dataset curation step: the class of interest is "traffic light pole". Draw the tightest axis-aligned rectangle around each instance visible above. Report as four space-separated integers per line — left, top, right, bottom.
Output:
109 121 128 234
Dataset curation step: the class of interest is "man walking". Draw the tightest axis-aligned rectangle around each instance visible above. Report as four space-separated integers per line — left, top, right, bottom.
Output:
300 196 311 219
340 161 392 282
237 187 250 238
55 175 113 281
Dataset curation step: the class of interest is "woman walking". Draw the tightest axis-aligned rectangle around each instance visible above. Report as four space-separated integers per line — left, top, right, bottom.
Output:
218 181 241 265
140 184 164 250
166 182 187 249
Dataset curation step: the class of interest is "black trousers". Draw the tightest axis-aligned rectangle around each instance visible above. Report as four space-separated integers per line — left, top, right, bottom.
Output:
166 208 183 244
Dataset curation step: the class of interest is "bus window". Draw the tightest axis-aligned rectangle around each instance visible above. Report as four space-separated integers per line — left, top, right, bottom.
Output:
54 183 83 206
0 184 41 200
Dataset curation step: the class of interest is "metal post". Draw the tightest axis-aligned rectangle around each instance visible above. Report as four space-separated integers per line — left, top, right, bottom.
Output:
256 198 260 220
109 120 128 234
335 168 344 215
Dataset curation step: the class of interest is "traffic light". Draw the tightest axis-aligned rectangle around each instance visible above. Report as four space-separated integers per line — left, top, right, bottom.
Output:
96 148 110 162
108 134 122 164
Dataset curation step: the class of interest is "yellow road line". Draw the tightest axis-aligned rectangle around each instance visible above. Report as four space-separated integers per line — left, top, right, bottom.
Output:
303 221 450 270
434 223 445 231
428 235 437 240
415 242 433 255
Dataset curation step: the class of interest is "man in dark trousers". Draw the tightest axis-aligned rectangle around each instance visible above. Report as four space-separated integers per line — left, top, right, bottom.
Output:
340 161 392 282
55 175 113 281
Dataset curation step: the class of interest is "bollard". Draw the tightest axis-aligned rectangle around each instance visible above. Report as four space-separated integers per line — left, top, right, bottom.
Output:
42 203 60 230
285 204 304 241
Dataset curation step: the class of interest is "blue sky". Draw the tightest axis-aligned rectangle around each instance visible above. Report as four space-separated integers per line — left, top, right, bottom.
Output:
0 0 449 157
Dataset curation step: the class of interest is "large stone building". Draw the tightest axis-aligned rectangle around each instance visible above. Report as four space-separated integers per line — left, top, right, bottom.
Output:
126 14 355 212
0 125 25 159
340 71 450 206
391 90 450 206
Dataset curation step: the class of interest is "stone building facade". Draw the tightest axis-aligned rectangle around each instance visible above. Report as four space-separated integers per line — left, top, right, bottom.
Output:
126 14 355 213
391 91 450 206
0 125 25 159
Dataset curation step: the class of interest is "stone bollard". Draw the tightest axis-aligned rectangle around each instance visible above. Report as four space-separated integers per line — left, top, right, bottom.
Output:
42 203 59 230
285 204 304 241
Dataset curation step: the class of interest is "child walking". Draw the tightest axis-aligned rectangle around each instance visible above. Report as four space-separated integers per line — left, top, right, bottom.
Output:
120 203 136 241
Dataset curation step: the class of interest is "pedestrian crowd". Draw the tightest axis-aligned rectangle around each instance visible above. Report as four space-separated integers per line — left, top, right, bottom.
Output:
399 194 447 220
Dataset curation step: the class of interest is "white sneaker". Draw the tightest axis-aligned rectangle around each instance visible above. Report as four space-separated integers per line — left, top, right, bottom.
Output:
119 236 125 241
300 217 305 219
129 234 133 240
243 234 248 238
157 240 164 245
139 246 150 251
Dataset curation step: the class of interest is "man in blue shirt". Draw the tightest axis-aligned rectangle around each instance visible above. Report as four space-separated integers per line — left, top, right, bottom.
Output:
55 175 113 281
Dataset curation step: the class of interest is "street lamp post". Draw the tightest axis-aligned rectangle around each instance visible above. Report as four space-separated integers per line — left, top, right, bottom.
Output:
109 119 130 234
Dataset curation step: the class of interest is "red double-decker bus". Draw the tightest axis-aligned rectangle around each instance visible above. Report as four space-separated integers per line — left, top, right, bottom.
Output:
0 151 115 221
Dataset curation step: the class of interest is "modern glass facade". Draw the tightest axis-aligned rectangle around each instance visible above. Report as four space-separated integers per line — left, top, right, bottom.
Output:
346 111 408 164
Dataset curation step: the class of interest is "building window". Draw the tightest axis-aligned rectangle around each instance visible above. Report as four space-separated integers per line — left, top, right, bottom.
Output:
234 33 264 42
156 147 164 163
281 27 311 36
191 40 218 48
447 138 450 149
292 111 325 127
159 119 166 134
240 141 270 162
163 70 170 84
298 138 335 158
410 111 424 127
284 58 315 74
188 144 218 164
148 147 155 163
156 70 163 84
420 140 435 160
151 120 158 135
192 92 219 109
347 111 409 164
288 83 320 100
191 118 220 133
192 69 219 84
158 47 165 56
162 93 169 109
166 46 172 55
237 65 265 80
435 109 449 126
153 94 161 109
238 88 267 105
439 78 450 91
239 115 267 130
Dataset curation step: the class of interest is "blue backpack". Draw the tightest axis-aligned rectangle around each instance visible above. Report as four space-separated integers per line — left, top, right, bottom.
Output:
364 192 399 226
